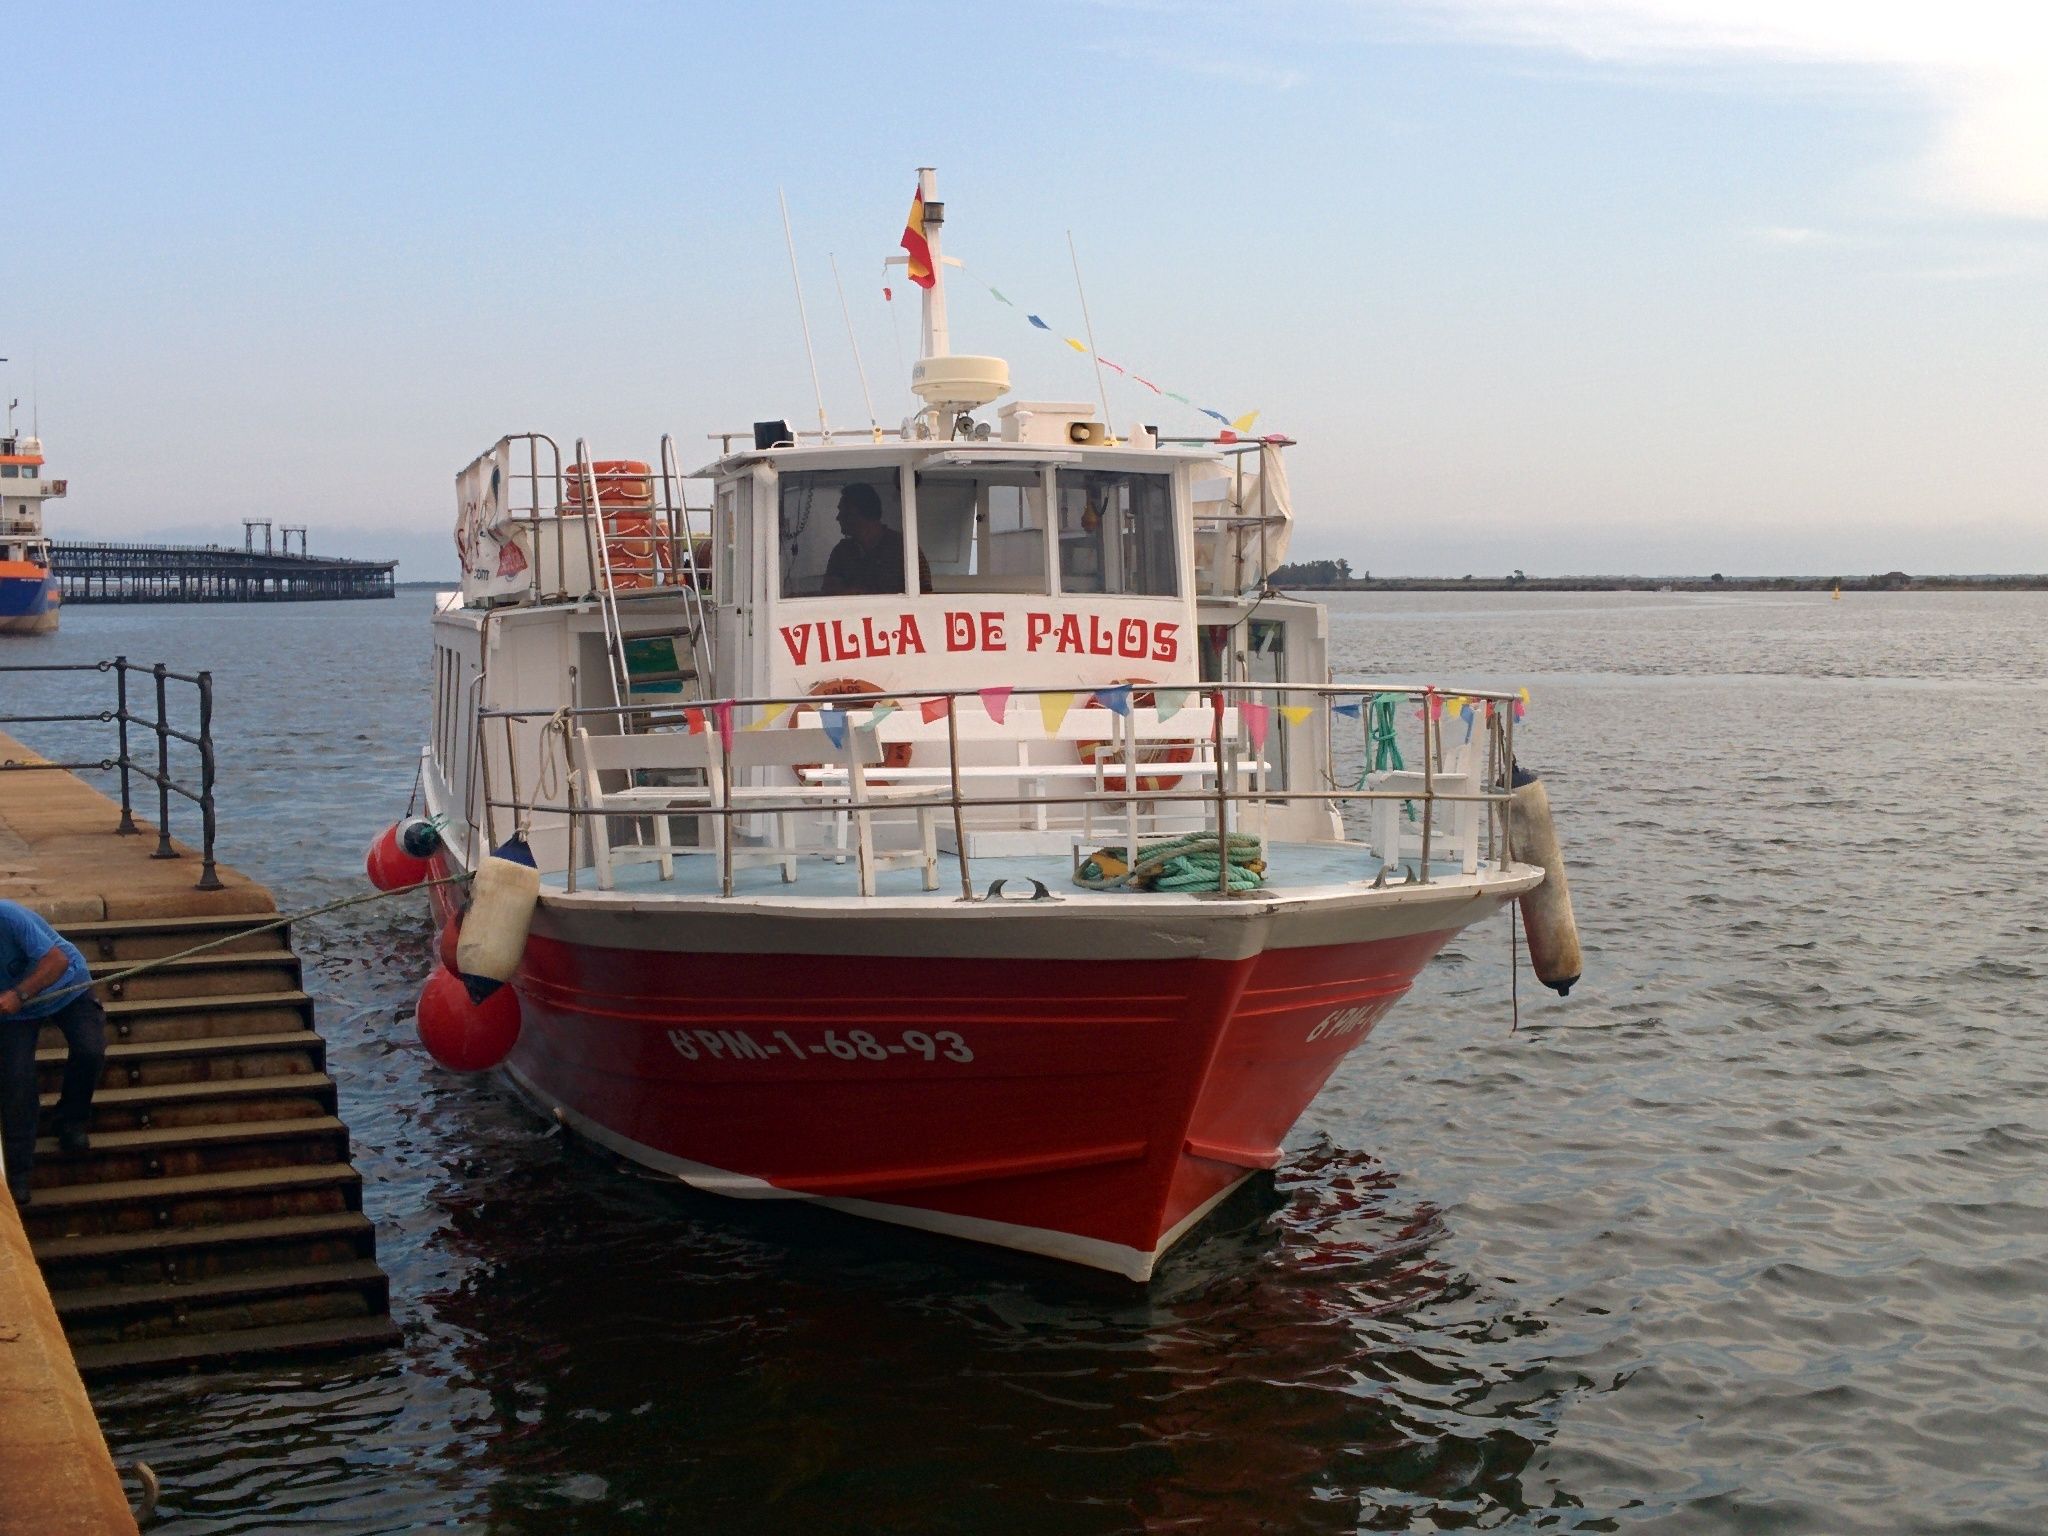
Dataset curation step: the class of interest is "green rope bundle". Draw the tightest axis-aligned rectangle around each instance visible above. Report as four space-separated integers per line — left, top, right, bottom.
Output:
1352 693 1417 822
1076 832 1267 892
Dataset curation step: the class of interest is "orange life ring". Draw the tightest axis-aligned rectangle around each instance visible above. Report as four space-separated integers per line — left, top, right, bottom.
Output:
789 678 915 776
566 460 662 591
1077 679 1199 794
562 460 655 507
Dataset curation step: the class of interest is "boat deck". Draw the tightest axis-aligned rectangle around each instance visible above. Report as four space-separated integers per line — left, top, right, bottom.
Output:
541 838 1488 905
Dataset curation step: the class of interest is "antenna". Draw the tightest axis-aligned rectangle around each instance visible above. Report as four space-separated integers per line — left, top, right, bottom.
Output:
830 254 881 440
881 270 909 412
1067 230 1115 436
778 187 830 442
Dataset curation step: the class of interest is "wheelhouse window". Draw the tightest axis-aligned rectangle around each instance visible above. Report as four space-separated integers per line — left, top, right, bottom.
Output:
777 471 911 599
916 469 1049 594
1055 469 1177 597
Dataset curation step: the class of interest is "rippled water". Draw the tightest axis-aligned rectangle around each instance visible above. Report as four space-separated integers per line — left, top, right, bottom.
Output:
6 590 2046 1533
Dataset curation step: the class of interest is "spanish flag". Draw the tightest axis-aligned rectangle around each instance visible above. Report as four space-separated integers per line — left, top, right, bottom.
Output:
901 186 935 289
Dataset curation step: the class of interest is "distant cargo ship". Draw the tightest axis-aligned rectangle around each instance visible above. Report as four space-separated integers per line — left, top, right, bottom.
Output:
0 419 65 634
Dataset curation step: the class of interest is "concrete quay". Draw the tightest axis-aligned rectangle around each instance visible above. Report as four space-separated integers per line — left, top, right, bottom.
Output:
1 730 396 1528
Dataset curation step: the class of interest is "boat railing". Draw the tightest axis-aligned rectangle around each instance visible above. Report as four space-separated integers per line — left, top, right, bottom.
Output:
481 433 713 612
472 681 1524 901
0 657 223 890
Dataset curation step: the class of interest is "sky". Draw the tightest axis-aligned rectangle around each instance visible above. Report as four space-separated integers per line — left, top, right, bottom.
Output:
6 0 2044 579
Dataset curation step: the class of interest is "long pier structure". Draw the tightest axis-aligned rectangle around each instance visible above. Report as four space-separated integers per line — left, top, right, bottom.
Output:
51 541 397 603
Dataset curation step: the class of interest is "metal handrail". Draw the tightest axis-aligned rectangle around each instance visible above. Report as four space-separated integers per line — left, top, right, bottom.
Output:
477 679 1521 901
0 656 224 890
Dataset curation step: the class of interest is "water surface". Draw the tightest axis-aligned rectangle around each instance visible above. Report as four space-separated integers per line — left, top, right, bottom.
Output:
6 590 2045 1532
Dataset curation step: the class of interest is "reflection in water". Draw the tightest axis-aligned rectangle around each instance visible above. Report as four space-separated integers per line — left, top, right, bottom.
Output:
416 1130 1587 1533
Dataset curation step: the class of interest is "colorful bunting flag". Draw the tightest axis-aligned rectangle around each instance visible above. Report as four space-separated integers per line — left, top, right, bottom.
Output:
868 700 900 727
1331 701 1363 720
978 686 1012 724
1040 691 1075 735
919 697 950 724
967 275 1258 432
1242 700 1271 754
819 707 848 751
1094 684 1133 717
683 706 706 735
745 701 792 731
1199 408 1230 424
1279 704 1314 727
1154 687 1191 722
711 700 734 752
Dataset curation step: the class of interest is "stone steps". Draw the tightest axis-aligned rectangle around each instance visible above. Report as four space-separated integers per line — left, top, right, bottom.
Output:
38 1071 341 1133
21 910 399 1378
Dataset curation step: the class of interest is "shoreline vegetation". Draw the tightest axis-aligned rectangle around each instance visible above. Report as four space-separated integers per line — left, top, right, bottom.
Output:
1267 562 2048 593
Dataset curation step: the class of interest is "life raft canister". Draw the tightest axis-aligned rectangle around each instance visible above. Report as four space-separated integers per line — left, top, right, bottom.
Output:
1506 765 1583 996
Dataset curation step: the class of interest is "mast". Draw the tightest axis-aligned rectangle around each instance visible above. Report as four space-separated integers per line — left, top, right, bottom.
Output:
918 166 948 360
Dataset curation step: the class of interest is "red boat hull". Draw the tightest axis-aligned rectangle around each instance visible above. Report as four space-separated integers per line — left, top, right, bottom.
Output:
434 879 1461 1277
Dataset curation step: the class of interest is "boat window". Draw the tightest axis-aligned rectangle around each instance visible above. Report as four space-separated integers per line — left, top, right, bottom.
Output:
915 470 1048 594
1055 469 1176 596
716 480 743 604
777 471 912 599
1 466 17 479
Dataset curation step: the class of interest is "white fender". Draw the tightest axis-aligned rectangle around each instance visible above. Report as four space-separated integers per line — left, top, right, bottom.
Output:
456 836 540 997
1507 775 1582 996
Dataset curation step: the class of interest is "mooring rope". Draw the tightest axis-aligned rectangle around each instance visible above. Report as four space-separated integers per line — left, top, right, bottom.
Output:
25 873 472 1014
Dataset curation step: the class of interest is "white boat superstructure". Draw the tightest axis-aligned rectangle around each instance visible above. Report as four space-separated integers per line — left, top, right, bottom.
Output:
410 170 1571 1277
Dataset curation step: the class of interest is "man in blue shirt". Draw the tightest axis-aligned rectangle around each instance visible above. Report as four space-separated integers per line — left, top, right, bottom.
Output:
1 899 106 1207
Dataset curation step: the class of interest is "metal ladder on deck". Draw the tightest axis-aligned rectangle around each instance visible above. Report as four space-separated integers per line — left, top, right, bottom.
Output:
577 435 716 721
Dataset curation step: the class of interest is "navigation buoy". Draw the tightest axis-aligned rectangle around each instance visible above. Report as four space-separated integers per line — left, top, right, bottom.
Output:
455 835 540 1003
415 964 521 1073
366 823 433 892
1507 767 1583 996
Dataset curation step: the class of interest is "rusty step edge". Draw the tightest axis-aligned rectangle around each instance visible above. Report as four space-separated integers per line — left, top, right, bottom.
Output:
22 1160 362 1213
60 913 282 941
32 1209 378 1265
51 1258 390 1322
87 950 299 976
38 1072 340 1115
98 990 316 1019
32 1114 350 1161
36 1029 327 1067
70 1314 401 1380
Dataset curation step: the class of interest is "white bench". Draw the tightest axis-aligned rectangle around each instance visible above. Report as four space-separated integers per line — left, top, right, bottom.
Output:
789 702 1267 855
571 724 939 895
1364 737 1484 875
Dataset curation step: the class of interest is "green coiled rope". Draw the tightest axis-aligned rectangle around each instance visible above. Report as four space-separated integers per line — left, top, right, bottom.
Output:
1076 832 1267 892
